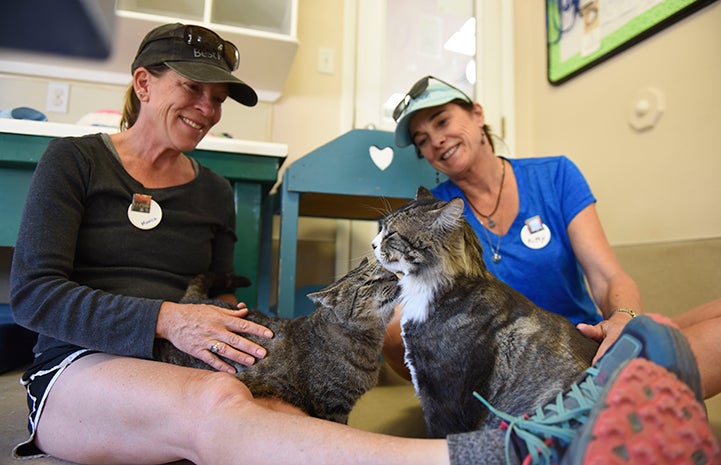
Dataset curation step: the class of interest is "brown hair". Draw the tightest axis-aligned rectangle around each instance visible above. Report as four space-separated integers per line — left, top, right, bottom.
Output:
457 100 495 153
119 64 169 131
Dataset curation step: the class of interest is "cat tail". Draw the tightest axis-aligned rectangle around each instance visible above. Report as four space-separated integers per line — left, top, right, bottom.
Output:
213 272 252 289
183 272 252 302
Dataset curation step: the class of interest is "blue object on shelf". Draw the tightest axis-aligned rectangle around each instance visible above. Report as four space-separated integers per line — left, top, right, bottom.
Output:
0 107 48 121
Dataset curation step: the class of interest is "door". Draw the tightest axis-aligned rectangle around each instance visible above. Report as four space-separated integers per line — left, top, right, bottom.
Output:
334 0 515 277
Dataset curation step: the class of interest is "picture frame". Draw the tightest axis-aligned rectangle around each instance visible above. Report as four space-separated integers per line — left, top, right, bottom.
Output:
546 0 719 85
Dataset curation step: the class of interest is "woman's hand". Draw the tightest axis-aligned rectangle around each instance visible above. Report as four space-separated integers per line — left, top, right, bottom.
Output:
577 311 635 364
157 301 273 374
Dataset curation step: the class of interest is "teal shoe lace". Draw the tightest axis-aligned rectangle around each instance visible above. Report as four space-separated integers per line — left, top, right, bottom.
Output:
474 366 603 465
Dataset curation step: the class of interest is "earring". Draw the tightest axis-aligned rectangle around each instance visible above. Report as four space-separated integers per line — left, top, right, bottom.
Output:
481 129 486 145
137 92 144 99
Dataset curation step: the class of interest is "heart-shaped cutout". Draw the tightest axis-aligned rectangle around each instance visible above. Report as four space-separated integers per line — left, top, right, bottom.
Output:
369 146 393 171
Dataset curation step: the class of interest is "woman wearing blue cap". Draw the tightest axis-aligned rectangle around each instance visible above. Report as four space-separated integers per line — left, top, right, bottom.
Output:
387 75 721 399
390 75 640 360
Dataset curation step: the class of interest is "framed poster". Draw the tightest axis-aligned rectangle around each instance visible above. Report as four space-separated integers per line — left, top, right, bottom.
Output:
546 0 719 85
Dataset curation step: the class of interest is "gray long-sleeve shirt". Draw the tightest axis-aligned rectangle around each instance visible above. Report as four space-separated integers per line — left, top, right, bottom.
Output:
10 133 236 359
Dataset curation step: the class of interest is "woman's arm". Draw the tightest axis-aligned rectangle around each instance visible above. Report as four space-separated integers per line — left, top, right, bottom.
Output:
10 139 163 357
567 203 643 361
382 305 412 381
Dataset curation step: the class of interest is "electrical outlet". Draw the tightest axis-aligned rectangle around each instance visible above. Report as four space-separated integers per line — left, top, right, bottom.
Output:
318 47 335 75
46 82 70 113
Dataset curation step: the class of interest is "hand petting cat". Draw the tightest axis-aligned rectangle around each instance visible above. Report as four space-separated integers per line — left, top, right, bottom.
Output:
577 309 638 364
156 300 273 373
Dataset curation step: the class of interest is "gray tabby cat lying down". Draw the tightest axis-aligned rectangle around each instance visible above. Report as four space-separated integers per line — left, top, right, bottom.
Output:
154 258 399 424
373 187 599 438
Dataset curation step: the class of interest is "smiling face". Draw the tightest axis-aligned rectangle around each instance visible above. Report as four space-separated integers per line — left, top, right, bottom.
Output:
140 68 229 152
408 101 486 178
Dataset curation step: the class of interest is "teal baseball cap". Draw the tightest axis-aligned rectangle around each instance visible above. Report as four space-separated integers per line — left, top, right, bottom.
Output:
393 76 472 147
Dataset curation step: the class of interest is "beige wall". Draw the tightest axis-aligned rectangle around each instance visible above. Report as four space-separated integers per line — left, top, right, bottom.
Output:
271 0 346 175
513 1 721 246
0 73 273 141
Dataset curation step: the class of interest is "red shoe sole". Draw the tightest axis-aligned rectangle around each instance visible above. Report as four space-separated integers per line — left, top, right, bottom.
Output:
581 358 720 465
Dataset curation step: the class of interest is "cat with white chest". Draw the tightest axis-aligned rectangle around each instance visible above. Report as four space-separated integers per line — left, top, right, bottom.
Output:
373 187 598 438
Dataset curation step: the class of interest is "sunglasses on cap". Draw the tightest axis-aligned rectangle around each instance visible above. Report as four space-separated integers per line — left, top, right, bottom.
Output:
392 75 472 122
143 25 240 71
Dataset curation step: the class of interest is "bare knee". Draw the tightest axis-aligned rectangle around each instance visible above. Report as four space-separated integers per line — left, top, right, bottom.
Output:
184 371 305 417
183 371 255 416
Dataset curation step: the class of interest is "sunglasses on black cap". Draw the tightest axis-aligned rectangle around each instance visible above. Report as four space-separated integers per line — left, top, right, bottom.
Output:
142 25 240 71
392 75 471 122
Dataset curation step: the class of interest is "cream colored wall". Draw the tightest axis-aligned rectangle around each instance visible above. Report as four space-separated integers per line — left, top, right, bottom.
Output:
513 1 721 246
0 71 273 141
267 0 349 290
271 0 346 175
0 73 273 141
0 74 123 124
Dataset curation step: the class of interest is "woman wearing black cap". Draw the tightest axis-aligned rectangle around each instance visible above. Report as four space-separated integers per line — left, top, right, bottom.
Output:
7 22 444 465
8 24 716 465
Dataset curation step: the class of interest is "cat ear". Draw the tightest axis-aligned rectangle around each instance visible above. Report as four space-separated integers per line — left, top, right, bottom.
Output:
306 285 338 307
434 198 464 230
446 198 465 217
416 186 435 200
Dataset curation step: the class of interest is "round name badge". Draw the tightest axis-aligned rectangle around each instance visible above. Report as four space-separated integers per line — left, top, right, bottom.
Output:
128 198 163 230
520 215 551 250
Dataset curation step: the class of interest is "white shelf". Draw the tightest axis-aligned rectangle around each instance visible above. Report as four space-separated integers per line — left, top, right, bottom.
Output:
0 4 298 103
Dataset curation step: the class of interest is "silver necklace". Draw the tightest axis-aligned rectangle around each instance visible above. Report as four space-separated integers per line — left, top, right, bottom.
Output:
479 221 503 263
466 158 506 229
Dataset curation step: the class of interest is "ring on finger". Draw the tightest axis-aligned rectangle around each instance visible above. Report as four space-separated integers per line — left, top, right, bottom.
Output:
210 341 221 354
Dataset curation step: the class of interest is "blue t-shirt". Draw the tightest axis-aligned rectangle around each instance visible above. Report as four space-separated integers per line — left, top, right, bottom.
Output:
432 156 601 325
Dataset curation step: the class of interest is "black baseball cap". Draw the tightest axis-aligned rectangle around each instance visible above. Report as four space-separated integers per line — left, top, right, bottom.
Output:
131 23 258 107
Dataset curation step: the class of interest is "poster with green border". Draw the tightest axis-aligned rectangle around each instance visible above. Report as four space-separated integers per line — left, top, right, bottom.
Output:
546 0 718 85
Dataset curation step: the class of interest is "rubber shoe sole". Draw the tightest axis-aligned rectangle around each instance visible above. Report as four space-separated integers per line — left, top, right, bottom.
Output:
616 313 703 403
562 358 720 465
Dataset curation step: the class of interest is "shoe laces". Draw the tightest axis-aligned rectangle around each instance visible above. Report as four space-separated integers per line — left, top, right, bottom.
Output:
473 366 602 465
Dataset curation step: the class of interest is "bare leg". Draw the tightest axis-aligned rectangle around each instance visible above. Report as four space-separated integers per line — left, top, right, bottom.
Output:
36 353 448 465
674 297 721 328
672 298 721 399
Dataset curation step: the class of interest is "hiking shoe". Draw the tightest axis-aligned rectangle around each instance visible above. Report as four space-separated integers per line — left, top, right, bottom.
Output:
561 357 720 465
474 364 603 465
610 313 703 402
473 314 713 465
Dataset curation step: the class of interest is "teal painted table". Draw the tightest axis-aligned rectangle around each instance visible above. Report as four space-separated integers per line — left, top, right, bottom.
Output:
273 129 445 318
0 120 286 309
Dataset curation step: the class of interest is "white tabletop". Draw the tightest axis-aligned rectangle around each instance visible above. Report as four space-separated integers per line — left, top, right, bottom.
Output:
0 118 287 158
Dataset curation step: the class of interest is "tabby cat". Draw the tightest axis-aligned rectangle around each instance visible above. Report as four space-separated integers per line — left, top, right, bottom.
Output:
372 187 599 438
154 257 399 424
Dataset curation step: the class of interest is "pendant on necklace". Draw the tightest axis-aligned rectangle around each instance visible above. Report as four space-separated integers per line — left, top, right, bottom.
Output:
487 218 496 228
492 253 501 263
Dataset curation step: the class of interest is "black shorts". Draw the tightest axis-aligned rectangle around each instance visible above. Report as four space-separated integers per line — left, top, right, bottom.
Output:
13 344 98 459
